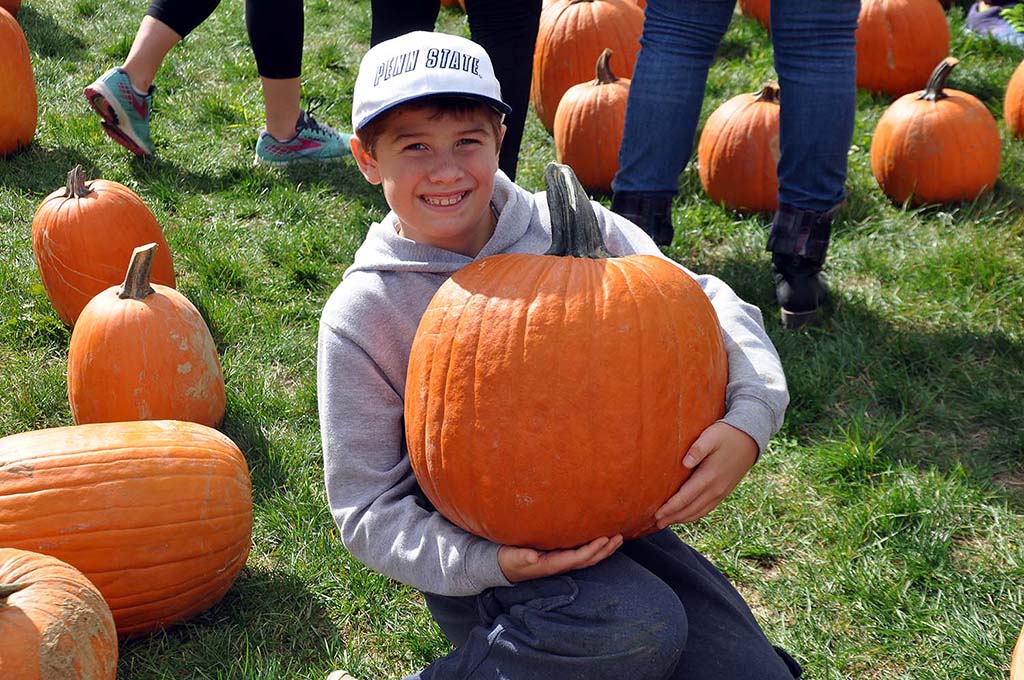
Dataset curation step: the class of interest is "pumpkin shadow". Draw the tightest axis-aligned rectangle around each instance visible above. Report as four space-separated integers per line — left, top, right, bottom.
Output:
16 5 89 60
118 565 341 678
700 253 1024 508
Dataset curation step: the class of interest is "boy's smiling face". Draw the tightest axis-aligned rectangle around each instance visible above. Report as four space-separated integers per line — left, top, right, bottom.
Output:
352 104 506 258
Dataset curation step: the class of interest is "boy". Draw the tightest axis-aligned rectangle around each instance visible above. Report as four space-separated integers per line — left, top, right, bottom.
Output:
319 31 799 680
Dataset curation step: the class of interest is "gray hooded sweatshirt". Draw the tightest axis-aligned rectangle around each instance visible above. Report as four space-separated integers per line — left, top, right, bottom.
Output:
318 172 789 597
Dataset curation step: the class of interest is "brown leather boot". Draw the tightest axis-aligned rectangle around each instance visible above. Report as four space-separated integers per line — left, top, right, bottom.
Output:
766 204 836 329
610 191 675 246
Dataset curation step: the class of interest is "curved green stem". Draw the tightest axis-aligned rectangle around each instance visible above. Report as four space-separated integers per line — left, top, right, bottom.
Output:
919 57 959 102
544 162 611 259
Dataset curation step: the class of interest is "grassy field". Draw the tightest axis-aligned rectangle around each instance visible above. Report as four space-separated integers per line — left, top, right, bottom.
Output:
1 1 1023 678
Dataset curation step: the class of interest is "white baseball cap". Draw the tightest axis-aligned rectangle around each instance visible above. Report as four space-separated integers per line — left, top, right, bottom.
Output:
351 31 511 131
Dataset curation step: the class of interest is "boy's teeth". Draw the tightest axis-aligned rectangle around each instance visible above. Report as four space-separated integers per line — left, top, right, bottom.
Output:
424 193 464 206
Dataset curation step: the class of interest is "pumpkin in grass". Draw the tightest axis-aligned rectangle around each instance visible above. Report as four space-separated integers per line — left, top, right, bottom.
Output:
855 0 950 97
32 166 176 326
68 243 225 428
1004 59 1024 139
405 163 728 551
697 82 780 213
531 0 643 133
0 420 252 637
0 1 21 16
738 0 770 28
870 58 1001 206
0 549 118 680
0 6 36 156
554 49 630 192
1012 623 1024 680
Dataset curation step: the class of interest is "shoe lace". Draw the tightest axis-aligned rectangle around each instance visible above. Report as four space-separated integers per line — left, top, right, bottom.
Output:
1001 4 1024 32
299 98 329 134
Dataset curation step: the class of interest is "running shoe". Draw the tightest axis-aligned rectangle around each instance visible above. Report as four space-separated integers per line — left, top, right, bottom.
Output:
254 107 352 167
83 67 155 157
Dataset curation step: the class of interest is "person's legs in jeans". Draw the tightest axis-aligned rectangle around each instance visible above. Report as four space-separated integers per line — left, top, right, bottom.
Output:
767 0 859 327
463 0 542 180
611 0 736 246
413 552 687 679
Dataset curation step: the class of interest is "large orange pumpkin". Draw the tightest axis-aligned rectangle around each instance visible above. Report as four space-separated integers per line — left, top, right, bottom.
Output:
1004 59 1024 139
0 6 36 156
1012 623 1024 680
0 420 252 636
553 49 631 192
68 243 225 428
0 549 118 680
405 163 728 550
738 0 770 28
697 82 780 213
870 58 1001 206
531 0 643 133
32 166 176 326
855 0 950 96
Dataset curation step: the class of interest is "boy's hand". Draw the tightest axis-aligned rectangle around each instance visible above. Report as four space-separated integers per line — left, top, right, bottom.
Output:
498 535 623 583
654 422 758 529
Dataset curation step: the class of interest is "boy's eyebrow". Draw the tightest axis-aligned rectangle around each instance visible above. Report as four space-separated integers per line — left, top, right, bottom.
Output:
389 126 493 143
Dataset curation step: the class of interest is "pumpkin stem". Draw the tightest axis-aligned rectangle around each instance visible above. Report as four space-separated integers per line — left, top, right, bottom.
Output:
544 162 611 259
63 165 94 198
595 48 618 84
919 57 959 102
118 243 159 300
0 582 29 601
755 82 780 103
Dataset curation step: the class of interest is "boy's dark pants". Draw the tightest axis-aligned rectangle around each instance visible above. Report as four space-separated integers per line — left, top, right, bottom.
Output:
410 529 801 680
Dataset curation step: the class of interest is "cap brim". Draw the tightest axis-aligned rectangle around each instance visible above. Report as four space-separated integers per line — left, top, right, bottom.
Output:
355 92 512 131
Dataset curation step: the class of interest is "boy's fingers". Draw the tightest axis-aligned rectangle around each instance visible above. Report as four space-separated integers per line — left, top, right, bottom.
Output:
682 431 717 468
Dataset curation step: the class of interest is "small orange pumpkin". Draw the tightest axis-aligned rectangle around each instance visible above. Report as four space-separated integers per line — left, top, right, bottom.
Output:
870 58 1001 206
405 164 728 550
0 420 252 636
1003 59 1024 139
697 82 780 213
531 0 644 133
68 243 226 428
0 549 118 679
554 49 631 192
32 166 177 326
738 0 770 28
855 0 950 96
0 6 36 156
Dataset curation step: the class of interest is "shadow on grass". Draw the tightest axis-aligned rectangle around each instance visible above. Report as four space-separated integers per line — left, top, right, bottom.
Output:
119 565 340 677
18 5 89 60
0 145 97 194
702 254 1024 507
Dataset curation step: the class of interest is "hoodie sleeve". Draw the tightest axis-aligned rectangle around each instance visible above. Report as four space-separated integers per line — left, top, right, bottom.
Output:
593 204 789 453
318 301 512 597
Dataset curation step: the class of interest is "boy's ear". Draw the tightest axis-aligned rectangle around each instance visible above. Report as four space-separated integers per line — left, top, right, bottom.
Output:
351 135 382 185
496 123 507 159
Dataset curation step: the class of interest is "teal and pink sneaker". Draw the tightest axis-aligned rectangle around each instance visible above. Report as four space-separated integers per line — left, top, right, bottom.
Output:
254 109 352 167
83 67 155 157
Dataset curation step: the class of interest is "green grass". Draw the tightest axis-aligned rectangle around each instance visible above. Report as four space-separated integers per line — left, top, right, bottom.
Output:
2 2 1023 678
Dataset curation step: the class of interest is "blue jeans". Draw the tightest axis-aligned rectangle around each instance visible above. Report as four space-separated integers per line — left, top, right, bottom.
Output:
613 0 860 213
407 529 800 679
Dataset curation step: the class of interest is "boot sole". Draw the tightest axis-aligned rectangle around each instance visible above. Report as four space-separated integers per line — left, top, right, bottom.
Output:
780 307 822 329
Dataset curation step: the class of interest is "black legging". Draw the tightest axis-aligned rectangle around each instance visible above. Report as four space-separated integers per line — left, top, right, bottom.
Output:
146 0 304 80
370 0 543 181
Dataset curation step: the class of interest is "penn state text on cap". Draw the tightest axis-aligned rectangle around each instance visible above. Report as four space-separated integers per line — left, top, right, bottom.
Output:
352 30 511 131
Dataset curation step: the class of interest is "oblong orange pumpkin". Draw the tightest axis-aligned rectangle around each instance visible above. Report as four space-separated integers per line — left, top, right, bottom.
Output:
0 549 117 680
554 49 631 193
0 6 36 156
405 164 728 550
68 243 225 427
531 0 643 133
870 58 1001 206
1004 59 1024 139
855 0 950 97
0 420 252 636
32 166 177 326
697 82 780 213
